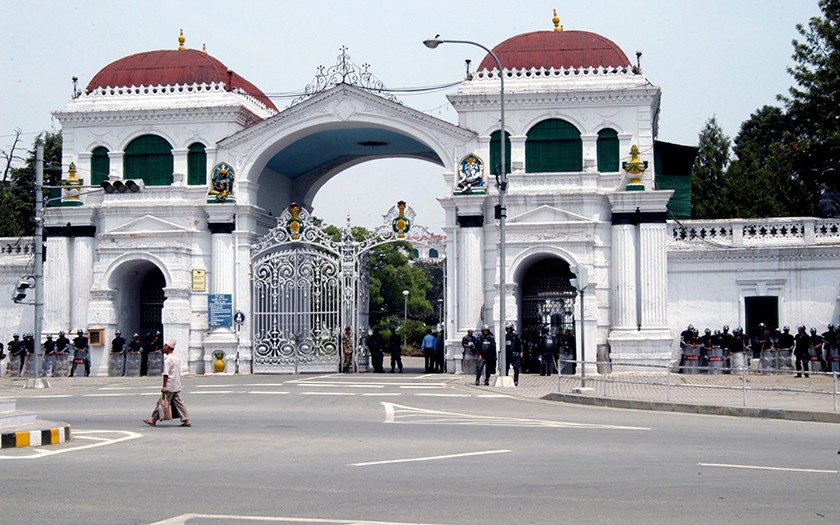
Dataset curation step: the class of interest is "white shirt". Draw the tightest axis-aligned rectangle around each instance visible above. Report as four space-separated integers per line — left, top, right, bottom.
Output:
163 352 182 393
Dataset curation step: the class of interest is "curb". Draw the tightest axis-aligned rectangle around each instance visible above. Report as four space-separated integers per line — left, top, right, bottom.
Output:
543 393 840 424
0 423 72 449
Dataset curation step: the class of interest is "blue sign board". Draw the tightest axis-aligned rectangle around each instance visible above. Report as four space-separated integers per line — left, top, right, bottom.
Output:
208 294 232 327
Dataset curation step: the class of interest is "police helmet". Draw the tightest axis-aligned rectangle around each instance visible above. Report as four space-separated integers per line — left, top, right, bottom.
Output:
810 327 817 333
783 325 790 332
46 333 52 338
115 329 121 335
505 322 514 330
59 330 65 336
758 322 767 329
797 325 806 332
704 328 711 334
12 333 18 337
723 325 730 332
542 325 550 333
687 324 694 331
714 329 721 335
829 323 836 330
77 329 83 335
481 324 489 331
735 327 744 334
155 331 161 336
133 333 140 338
467 328 473 334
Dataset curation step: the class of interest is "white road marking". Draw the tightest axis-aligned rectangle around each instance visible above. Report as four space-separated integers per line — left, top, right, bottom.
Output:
28 394 73 398
190 390 241 394
382 402 650 430
194 384 235 388
399 385 443 389
350 449 511 467
0 430 142 460
477 394 509 398
698 462 839 474
362 393 402 397
301 392 356 396
83 393 132 397
415 393 470 398
249 391 290 395
296 383 384 389
150 514 454 525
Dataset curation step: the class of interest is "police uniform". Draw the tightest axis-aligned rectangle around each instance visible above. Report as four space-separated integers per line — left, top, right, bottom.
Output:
475 328 495 385
504 325 523 386
538 327 556 376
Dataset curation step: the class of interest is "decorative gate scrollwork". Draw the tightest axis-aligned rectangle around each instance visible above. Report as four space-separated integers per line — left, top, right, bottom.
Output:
252 201 434 374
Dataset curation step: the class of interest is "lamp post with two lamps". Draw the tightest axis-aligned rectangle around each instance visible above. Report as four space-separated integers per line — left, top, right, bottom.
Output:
423 36 511 386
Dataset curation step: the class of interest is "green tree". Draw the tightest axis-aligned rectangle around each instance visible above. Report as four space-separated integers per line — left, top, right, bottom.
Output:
781 0 840 193
691 116 731 219
0 131 62 237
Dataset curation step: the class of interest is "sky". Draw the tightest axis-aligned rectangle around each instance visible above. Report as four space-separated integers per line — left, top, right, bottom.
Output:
0 0 822 232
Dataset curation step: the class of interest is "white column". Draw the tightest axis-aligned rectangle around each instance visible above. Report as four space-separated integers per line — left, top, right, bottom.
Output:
212 231 234 296
611 224 637 330
172 148 188 185
639 222 668 328
44 236 71 334
457 226 484 332
109 151 124 179
71 236 95 331
509 135 526 174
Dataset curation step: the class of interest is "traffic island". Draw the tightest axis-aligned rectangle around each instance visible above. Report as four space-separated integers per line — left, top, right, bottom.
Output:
0 398 72 449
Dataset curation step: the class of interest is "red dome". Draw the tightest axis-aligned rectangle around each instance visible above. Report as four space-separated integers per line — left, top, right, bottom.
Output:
86 49 277 111
478 30 631 71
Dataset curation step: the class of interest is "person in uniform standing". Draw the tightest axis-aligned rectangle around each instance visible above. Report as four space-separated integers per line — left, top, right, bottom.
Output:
809 327 826 372
778 325 795 370
421 328 436 373
111 329 127 375
461 328 476 368
538 326 556 376
55 330 70 357
341 326 353 373
366 327 385 373
475 325 495 386
504 322 523 386
144 338 191 427
42 334 55 376
8 333 23 374
388 330 403 373
70 329 90 377
793 325 810 378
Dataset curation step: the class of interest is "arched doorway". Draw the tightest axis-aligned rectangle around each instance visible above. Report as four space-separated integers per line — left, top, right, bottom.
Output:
520 258 577 335
139 267 166 343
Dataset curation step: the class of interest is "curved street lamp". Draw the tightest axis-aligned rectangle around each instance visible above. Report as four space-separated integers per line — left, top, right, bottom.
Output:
424 36 509 383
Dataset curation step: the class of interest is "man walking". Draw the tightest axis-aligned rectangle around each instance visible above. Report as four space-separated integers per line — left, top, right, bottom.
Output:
144 339 191 427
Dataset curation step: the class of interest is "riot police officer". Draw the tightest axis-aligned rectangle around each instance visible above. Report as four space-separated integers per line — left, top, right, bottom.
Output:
538 325 557 376
810 327 826 372
778 325 794 370
504 322 523 386
475 325 495 385
128 333 144 354
366 327 385 373
70 329 90 377
793 325 810 378
8 333 23 374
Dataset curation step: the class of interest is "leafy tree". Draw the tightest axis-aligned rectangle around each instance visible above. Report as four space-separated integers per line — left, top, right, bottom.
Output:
0 131 62 237
691 116 731 219
781 0 840 193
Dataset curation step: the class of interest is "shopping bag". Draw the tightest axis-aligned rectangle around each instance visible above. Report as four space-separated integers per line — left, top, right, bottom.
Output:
157 394 172 421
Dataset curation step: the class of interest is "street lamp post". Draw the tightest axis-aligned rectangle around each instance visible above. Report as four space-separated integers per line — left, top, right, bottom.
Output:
570 266 589 390
402 290 410 351
424 36 509 385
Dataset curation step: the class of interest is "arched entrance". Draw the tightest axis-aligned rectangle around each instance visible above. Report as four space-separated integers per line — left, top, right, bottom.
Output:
139 267 166 343
520 258 577 335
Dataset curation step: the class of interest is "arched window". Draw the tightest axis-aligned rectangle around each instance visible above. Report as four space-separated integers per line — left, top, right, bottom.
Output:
428 248 439 259
124 135 173 186
597 128 620 172
187 143 207 186
489 130 511 176
412 249 420 259
91 146 110 187
525 119 582 173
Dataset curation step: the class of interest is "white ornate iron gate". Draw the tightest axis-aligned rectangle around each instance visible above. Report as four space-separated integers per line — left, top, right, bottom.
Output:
251 201 433 374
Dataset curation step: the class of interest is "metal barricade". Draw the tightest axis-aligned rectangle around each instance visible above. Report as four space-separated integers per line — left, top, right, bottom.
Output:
146 352 164 376
829 347 840 373
707 346 724 375
558 350 575 375
22 354 36 377
9 355 21 378
41 354 55 377
124 352 142 377
809 347 824 373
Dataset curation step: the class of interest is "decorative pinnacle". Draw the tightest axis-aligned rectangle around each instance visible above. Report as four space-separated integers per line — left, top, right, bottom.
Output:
178 29 185 50
553 9 563 32
202 42 207 54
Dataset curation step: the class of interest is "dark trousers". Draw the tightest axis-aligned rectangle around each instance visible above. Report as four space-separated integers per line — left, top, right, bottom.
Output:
475 357 491 384
507 357 521 384
390 352 403 372
423 350 434 372
795 354 810 377
434 348 445 372
372 351 384 372
540 352 555 375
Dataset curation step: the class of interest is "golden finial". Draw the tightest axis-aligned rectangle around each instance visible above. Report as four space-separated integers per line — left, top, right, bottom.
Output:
202 42 207 54
178 28 185 50
68 162 77 181
553 9 563 32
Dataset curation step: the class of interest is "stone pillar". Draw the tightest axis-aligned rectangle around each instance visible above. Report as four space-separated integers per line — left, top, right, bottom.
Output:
172 148 189 186
510 135 527 174
610 223 638 330
202 220 237 374
71 235 95 332
44 235 71 334
454 195 486 333
639 222 668 328
109 151 124 179
161 287 193 375
607 191 674 367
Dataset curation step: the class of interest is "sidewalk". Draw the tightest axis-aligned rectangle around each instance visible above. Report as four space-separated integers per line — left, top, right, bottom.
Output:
463 369 840 424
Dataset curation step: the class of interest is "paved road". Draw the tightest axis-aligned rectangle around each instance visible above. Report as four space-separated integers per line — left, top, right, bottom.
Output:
1 372 839 525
